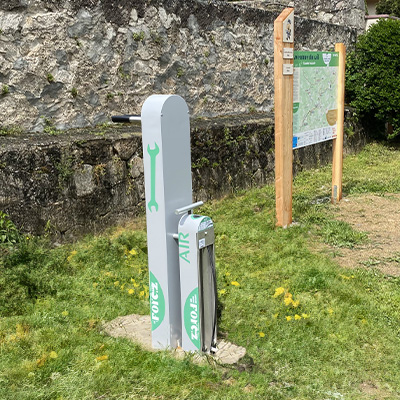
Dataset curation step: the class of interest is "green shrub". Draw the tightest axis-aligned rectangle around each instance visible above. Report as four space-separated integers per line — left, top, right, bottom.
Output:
376 0 400 17
346 19 400 140
0 212 20 244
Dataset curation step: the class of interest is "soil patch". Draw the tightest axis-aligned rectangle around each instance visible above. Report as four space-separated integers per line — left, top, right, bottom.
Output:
102 314 247 365
327 194 400 276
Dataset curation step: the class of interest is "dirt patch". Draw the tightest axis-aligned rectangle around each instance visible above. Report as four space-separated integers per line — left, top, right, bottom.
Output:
327 194 400 276
102 314 247 365
359 381 394 399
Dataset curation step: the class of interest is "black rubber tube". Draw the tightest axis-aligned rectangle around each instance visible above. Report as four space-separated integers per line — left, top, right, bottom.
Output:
208 245 218 352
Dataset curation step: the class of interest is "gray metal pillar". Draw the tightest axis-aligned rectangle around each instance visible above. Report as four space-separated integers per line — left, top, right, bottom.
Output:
141 95 193 349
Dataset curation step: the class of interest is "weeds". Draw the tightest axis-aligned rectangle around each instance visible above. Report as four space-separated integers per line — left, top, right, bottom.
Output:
0 126 23 136
0 212 20 245
42 117 60 136
1 143 400 399
132 31 145 42
1 85 9 95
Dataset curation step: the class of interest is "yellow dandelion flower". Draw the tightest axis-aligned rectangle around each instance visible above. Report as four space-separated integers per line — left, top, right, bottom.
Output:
284 297 293 306
133 282 140 288
114 281 120 286
61 310 69 317
225 272 231 277
361 319 367 324
67 250 77 262
258 332 265 338
328 308 334 315
49 351 58 359
292 300 300 308
285 316 292 321
273 287 285 298
231 281 240 287
273 313 279 319
139 290 145 297
36 356 47 367
128 289 134 295
131 278 136 283
218 289 227 295
129 249 137 256
294 314 302 321
301 313 310 319
96 355 108 361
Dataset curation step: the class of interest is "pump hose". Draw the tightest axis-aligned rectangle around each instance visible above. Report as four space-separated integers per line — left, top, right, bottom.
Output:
208 245 218 352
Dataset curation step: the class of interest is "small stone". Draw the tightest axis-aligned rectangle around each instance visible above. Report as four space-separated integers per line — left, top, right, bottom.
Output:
129 156 144 178
74 164 95 197
129 8 138 23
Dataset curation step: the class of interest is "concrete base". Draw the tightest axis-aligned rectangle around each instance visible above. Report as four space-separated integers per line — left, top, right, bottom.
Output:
102 314 246 365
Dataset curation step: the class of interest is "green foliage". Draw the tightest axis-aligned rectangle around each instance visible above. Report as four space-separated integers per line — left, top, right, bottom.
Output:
2 143 400 398
42 117 60 135
0 238 70 316
321 220 368 248
2 85 9 95
46 73 54 83
346 19 400 140
0 126 23 136
132 31 145 42
0 212 20 245
376 0 400 16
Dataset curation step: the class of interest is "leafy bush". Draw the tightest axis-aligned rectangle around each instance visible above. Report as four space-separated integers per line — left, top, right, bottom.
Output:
346 19 400 140
376 0 400 17
0 212 20 244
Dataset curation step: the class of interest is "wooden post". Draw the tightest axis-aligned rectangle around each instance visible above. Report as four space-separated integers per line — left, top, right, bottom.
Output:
331 43 346 204
274 8 294 227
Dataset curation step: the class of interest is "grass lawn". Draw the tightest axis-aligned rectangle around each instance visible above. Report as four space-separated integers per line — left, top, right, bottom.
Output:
1 142 400 399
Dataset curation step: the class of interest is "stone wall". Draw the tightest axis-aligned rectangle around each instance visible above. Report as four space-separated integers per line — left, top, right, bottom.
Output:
232 0 366 31
0 0 358 133
0 111 367 239
0 0 366 238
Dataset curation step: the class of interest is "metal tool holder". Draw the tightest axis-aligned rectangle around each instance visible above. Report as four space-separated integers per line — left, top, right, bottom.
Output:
112 95 217 353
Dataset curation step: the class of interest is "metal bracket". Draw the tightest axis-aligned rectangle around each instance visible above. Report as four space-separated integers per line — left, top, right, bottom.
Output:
175 201 204 215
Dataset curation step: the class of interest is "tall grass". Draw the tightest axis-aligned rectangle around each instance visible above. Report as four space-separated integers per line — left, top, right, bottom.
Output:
1 142 400 399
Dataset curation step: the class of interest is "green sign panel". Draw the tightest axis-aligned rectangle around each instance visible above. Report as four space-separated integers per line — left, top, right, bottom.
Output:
293 51 339 149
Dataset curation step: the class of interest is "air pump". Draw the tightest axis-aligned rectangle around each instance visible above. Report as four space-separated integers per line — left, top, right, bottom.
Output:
175 205 218 353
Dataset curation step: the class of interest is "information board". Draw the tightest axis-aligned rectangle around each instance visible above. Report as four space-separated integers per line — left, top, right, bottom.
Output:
293 51 339 149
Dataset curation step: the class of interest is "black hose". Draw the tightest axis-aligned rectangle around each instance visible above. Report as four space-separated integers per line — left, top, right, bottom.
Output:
208 245 218 352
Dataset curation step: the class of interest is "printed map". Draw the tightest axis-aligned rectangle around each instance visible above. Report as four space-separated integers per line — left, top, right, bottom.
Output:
293 51 339 149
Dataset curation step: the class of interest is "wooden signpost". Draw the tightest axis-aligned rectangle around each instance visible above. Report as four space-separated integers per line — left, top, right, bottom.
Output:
332 43 346 204
274 8 294 228
274 8 346 227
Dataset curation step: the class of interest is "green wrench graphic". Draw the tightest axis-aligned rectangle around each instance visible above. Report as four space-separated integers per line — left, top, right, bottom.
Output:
147 142 159 212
